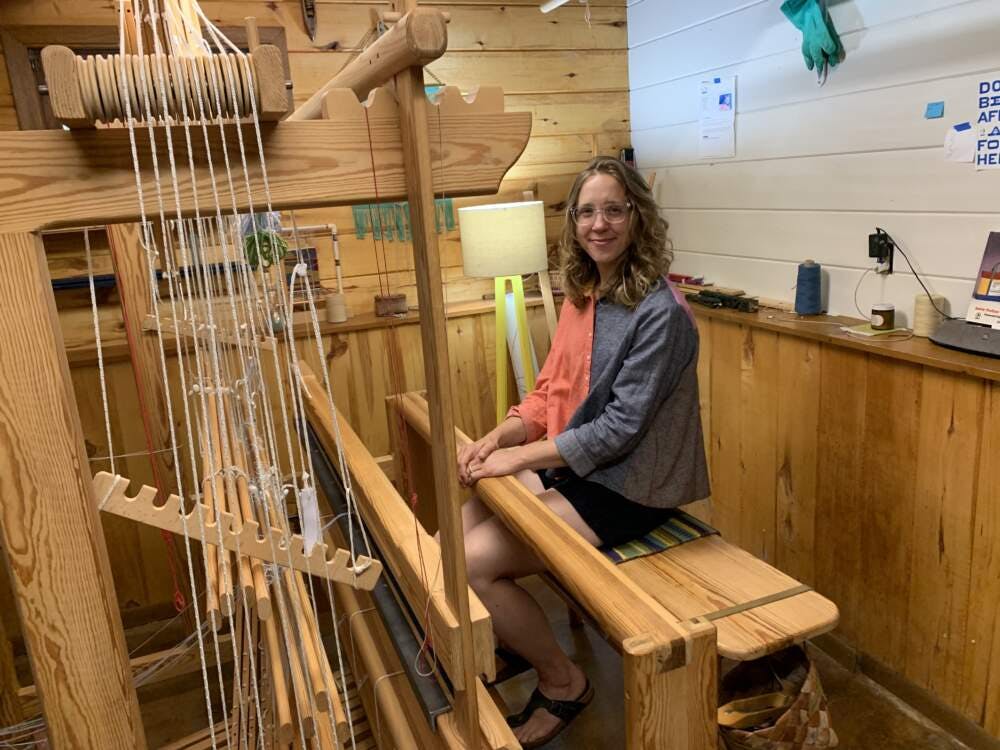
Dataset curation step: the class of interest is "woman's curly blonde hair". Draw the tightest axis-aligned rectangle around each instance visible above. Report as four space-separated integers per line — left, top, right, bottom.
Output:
559 156 671 309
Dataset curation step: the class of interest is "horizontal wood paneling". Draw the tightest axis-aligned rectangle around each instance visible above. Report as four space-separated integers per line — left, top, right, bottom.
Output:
507 91 629 135
630 0 1000 324
286 49 628 97
634 71 992 165
664 209 1000 279
627 0 768 50
629 0 991 106
655 149 1000 214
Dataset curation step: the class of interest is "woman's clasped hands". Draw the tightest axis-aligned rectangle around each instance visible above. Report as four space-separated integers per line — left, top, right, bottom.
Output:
457 433 523 486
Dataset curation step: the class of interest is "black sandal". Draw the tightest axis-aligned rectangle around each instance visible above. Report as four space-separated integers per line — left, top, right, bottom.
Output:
490 646 534 685
506 678 594 749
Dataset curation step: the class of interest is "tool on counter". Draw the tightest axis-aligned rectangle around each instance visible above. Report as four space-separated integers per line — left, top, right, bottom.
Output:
686 289 759 313
301 0 317 41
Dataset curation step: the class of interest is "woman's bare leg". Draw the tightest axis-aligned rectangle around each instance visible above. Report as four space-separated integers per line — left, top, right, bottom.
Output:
460 494 495 534
465 469 599 745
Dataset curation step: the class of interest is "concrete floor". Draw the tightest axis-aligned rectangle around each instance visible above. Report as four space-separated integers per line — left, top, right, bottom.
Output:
110 575 977 748
495 577 972 750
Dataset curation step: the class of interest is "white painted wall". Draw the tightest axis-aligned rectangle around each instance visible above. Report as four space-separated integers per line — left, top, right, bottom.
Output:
628 0 1000 324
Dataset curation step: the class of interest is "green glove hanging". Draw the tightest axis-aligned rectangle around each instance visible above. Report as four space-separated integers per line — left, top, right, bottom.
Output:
781 0 843 77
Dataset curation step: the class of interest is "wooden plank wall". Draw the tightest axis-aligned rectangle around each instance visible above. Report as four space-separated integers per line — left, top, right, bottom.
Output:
628 0 1000 325
691 312 1000 738
0 0 626 641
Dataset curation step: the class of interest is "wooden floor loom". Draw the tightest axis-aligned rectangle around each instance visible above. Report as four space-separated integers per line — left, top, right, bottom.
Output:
0 2 533 748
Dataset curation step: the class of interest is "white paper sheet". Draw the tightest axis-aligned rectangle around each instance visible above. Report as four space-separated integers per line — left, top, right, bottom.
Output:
945 122 975 163
699 76 736 159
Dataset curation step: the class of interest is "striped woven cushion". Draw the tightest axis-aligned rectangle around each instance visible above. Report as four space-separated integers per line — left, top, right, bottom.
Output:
603 510 718 564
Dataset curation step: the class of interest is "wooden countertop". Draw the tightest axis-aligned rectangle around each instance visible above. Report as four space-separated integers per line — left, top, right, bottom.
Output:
691 305 1000 384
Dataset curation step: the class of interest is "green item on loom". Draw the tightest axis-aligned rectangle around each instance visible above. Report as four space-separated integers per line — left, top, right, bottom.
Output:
780 0 843 74
242 229 288 271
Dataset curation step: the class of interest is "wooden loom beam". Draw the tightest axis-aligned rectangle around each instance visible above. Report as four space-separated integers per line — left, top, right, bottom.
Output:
0 615 22 726
394 23 480 743
288 7 448 121
299 364 496 688
0 232 147 749
0 98 531 233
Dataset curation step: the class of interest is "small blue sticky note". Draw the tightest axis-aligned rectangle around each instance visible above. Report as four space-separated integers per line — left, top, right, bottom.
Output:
925 101 945 119
954 121 972 131
714 77 721 84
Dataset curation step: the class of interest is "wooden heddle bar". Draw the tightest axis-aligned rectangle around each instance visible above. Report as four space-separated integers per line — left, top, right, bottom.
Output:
93 471 383 590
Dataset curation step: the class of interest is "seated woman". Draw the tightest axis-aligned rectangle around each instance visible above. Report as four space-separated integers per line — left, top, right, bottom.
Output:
456 155 710 748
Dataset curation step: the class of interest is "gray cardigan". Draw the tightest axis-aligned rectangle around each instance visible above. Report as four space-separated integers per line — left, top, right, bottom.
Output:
553 281 710 509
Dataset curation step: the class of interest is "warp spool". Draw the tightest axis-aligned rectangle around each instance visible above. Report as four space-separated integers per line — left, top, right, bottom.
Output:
794 260 823 315
913 293 947 337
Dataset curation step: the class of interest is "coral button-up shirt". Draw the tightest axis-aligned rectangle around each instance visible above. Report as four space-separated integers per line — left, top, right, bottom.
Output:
508 281 697 447
508 297 594 442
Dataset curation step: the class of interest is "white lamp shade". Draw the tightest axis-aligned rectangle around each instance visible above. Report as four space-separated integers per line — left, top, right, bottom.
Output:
458 201 549 278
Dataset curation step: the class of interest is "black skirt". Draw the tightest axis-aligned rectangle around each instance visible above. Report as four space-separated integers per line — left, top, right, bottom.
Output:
537 470 674 548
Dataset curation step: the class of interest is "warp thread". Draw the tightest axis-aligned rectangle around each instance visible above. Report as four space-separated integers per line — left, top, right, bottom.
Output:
794 260 823 315
913 293 947 337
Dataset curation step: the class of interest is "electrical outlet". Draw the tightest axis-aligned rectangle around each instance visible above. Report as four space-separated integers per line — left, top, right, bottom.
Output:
868 232 894 275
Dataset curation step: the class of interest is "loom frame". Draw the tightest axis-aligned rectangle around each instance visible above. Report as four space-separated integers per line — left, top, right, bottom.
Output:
0 13 533 747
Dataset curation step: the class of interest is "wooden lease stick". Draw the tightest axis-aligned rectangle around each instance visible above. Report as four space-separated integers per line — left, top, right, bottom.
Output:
262 609 295 744
207 390 236 618
198 395 223 631
275 577 316 739
228 597 249 747
294 573 349 738
282 569 329 714
225 395 271 618
259 479 330 718
334 573 419 750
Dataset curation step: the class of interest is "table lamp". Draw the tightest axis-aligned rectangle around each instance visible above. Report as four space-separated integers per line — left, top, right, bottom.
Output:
458 201 549 424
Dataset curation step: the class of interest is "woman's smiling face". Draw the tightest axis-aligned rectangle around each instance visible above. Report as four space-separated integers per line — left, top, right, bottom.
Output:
574 173 632 282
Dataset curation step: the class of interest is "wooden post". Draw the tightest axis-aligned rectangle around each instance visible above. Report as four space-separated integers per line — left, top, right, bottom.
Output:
623 620 717 750
392 4 480 741
521 190 558 346
107 223 179 505
0 613 21 726
0 232 146 748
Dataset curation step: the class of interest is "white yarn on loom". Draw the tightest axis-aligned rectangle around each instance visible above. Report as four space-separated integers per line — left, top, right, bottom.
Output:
190 6 365 747
118 2 228 746
84 228 117 476
78 4 390 749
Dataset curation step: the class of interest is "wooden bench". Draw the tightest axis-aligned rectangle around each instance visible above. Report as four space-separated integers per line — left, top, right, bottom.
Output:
546 533 837 663
391 390 839 750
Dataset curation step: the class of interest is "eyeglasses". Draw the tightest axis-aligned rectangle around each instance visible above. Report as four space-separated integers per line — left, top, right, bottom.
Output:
570 202 632 225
